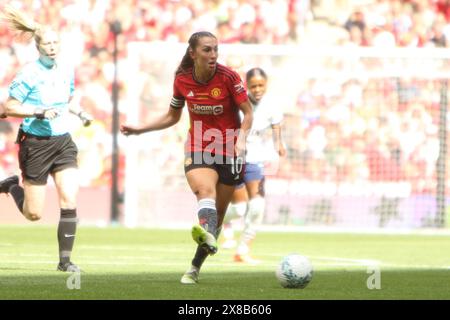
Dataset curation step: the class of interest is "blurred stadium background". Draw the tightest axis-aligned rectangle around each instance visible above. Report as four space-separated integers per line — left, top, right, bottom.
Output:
1 0 450 233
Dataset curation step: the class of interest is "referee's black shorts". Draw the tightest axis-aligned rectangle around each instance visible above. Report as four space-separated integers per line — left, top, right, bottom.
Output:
184 152 245 186
19 132 78 185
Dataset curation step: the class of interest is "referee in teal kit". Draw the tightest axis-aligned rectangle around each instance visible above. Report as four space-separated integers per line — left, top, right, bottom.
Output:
0 6 93 272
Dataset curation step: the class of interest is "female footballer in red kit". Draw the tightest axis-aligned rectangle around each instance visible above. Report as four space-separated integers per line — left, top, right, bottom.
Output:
121 31 253 284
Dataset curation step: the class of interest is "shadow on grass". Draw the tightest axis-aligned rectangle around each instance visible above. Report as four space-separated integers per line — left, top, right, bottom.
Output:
0 269 448 300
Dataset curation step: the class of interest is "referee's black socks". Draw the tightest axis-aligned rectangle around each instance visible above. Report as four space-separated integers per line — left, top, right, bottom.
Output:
9 184 24 213
58 208 78 264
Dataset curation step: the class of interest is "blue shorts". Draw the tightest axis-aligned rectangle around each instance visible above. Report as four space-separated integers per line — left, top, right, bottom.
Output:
235 163 265 196
235 163 264 189
244 163 264 183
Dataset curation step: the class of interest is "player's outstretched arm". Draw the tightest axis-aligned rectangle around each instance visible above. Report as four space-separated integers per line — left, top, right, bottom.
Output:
0 103 6 119
271 124 286 157
120 106 183 136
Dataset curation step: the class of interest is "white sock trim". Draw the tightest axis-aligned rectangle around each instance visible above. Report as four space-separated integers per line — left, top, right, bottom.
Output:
189 265 200 273
198 198 216 211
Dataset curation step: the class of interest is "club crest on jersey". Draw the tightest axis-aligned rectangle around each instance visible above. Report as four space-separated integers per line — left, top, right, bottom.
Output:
211 87 221 98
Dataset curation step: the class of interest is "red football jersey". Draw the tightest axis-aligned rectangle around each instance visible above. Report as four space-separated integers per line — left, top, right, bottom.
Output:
171 63 248 156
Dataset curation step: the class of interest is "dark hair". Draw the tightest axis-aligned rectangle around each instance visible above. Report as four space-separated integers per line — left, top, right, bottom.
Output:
175 31 217 75
246 67 268 83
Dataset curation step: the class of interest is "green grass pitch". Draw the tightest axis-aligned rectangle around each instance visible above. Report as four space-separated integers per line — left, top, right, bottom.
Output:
0 225 449 300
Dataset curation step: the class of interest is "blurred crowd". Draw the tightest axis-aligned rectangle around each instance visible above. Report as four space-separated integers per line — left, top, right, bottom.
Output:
336 0 450 48
281 76 444 195
1 0 450 194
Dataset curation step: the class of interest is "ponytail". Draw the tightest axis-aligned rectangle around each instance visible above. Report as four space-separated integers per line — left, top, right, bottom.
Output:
175 47 194 75
2 5 45 45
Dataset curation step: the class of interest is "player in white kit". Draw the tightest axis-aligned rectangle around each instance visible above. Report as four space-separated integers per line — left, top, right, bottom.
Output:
222 68 286 263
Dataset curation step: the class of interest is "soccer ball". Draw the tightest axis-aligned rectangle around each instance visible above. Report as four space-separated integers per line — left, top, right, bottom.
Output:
276 254 313 289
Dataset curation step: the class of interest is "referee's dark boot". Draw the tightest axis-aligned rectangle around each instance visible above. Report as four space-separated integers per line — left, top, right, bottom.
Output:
57 261 81 273
0 175 19 194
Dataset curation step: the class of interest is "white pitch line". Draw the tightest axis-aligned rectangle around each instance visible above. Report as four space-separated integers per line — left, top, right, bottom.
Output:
378 263 450 270
311 256 450 270
1 252 448 270
311 256 381 265
0 253 54 258
258 253 382 265
0 260 192 266
1 259 449 270
0 253 375 268
1 244 190 253
0 260 269 267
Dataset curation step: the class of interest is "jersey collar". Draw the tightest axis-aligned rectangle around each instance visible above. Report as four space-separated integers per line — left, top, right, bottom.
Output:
192 66 217 85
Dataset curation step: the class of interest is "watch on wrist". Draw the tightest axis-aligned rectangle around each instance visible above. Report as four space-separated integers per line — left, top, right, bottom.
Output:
34 108 45 120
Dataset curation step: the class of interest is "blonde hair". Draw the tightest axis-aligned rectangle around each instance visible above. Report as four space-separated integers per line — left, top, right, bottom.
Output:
2 4 47 46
